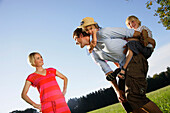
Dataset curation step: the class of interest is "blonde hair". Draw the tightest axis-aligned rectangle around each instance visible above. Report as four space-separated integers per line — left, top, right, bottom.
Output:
28 52 40 67
126 15 141 29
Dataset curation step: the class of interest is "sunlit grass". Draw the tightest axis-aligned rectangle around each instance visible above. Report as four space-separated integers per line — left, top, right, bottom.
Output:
88 85 170 113
147 85 170 113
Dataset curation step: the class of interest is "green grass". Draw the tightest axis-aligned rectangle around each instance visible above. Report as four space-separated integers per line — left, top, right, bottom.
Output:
88 85 170 113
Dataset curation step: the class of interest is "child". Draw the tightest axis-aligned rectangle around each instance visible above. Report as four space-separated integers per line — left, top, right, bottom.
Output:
79 17 99 53
126 15 155 48
117 15 156 79
21 52 71 113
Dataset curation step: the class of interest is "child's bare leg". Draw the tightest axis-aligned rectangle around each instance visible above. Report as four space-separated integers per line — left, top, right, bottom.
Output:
118 48 133 79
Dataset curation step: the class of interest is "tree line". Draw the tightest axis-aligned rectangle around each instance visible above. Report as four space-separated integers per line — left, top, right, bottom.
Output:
9 108 39 113
10 67 170 113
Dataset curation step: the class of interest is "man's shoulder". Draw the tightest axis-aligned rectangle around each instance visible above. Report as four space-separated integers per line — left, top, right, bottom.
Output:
100 27 129 32
100 27 113 31
138 25 151 31
98 27 114 35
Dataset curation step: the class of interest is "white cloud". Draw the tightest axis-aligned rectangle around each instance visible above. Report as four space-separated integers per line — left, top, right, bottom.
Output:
148 43 170 76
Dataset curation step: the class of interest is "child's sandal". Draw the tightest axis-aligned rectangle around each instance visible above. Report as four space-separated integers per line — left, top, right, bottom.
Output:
122 66 126 71
106 68 121 81
117 72 125 79
106 72 117 81
117 67 126 79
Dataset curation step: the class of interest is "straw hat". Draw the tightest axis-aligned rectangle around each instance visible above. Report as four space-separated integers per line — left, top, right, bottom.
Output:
78 17 98 28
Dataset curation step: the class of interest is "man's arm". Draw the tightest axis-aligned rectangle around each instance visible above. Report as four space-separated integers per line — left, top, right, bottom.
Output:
91 52 113 74
91 52 126 102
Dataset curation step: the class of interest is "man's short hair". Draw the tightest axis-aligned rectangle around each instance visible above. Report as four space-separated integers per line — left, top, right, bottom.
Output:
73 28 90 38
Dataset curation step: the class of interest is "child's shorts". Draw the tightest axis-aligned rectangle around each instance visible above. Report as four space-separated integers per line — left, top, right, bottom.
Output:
126 40 153 59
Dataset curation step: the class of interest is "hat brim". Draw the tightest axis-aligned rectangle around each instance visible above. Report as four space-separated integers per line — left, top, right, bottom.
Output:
78 22 98 28
77 25 83 28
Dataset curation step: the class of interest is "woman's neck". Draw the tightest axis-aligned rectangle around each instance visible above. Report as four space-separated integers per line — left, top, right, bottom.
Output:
35 67 44 72
34 67 46 75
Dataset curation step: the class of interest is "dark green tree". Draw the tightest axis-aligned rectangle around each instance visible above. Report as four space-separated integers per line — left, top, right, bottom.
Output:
10 108 39 113
146 0 170 30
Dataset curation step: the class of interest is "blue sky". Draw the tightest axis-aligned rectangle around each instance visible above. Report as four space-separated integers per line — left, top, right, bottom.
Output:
0 0 170 112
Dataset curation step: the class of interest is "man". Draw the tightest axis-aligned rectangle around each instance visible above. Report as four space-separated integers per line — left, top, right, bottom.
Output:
73 27 137 112
73 24 162 113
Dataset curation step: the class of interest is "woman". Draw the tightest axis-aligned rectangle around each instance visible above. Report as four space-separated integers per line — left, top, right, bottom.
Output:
21 52 71 113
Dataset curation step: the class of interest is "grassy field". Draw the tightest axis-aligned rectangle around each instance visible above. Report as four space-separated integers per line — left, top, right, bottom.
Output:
88 85 170 113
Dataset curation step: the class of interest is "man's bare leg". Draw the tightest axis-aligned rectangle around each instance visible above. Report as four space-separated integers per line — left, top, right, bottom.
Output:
141 101 162 113
132 101 162 113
